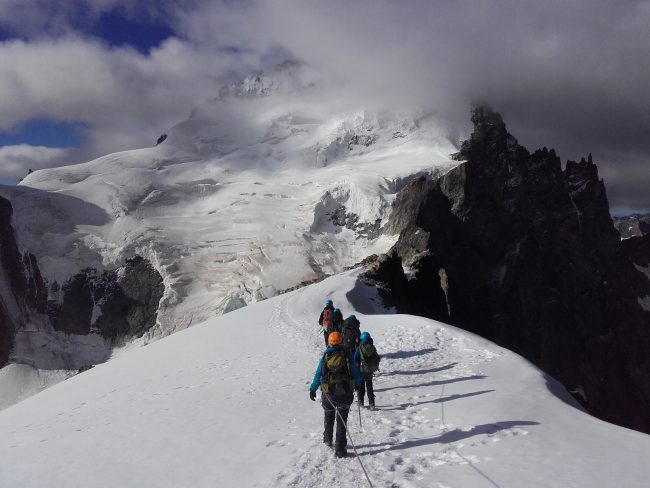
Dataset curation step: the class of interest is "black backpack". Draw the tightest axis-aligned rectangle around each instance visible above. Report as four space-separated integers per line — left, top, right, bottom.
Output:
321 349 354 397
341 317 360 351
332 309 344 330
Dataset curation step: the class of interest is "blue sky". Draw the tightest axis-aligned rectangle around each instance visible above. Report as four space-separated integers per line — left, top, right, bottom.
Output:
0 119 87 148
91 10 175 54
0 5 175 166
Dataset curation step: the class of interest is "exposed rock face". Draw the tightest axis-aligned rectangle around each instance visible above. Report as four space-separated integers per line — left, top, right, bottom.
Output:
1 194 165 371
0 197 47 312
49 256 165 342
329 206 383 240
0 196 47 367
367 106 650 433
0 300 12 368
613 213 650 239
622 234 650 269
0 197 18 366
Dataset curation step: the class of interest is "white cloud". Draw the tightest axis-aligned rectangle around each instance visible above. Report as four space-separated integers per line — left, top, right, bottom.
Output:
0 0 648 209
0 144 74 179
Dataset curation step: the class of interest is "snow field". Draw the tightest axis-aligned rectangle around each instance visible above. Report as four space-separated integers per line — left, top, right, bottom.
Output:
2 269 649 488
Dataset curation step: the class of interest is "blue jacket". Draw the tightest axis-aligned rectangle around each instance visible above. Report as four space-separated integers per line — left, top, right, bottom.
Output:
310 345 362 392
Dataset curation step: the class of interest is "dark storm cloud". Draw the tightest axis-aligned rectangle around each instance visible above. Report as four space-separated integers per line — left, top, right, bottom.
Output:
205 0 648 211
0 0 648 210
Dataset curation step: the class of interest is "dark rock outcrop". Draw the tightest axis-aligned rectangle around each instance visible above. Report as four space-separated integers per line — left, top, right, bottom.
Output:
49 256 164 342
366 106 650 433
613 213 650 239
0 300 13 368
0 196 48 366
330 206 382 240
0 197 18 367
1 193 165 371
621 234 650 269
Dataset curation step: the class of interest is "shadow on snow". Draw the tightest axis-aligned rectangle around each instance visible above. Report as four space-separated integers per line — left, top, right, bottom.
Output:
380 348 437 360
379 389 496 411
357 420 541 456
374 374 488 393
379 362 457 377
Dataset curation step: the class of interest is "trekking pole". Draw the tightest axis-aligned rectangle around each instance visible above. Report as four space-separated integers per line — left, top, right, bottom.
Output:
323 393 374 488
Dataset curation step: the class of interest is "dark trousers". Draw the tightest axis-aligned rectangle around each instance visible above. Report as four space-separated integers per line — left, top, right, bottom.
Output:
323 330 330 347
357 372 375 406
323 406 350 452
322 396 351 452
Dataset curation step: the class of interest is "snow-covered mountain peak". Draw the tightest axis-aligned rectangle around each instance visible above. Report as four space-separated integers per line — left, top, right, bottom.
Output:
0 61 465 409
217 60 320 100
10 82 459 347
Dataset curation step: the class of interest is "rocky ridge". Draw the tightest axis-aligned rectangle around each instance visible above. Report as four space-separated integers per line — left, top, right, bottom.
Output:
363 106 650 433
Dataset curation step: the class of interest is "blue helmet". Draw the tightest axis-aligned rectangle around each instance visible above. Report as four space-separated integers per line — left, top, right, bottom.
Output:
324 299 333 307
360 332 371 343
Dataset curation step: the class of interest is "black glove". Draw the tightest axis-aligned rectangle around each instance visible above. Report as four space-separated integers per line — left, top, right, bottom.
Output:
309 389 316 401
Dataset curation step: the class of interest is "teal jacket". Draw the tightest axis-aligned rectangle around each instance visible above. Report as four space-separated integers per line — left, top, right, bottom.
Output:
310 345 363 392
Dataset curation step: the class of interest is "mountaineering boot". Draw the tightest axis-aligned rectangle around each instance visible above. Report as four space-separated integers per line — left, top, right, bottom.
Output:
335 449 348 458
367 403 376 411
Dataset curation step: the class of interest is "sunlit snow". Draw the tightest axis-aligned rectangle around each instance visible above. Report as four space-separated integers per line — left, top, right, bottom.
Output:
1 270 648 487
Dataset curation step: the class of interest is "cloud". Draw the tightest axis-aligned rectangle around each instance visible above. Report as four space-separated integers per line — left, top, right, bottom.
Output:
0 34 253 160
177 0 650 210
0 0 648 211
0 144 74 180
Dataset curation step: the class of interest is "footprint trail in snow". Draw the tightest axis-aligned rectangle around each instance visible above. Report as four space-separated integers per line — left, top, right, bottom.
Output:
267 279 530 488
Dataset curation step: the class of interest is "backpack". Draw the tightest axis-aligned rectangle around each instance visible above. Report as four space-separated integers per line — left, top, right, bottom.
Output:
359 343 381 373
332 309 343 330
322 308 332 330
321 349 354 397
341 317 360 351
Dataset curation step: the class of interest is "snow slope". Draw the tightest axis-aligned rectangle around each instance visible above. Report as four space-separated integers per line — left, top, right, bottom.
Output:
1 270 648 488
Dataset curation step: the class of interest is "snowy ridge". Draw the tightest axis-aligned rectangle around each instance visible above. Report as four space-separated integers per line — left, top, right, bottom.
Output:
1 270 648 487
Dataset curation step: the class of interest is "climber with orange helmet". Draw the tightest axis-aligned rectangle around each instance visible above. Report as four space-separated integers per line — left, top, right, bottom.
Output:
309 331 362 458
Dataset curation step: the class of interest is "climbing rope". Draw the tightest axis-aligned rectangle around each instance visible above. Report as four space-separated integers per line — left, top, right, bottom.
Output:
323 392 375 488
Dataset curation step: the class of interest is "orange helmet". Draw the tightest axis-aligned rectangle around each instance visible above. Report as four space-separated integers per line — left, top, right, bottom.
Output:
327 331 343 346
